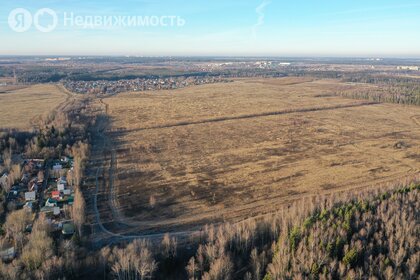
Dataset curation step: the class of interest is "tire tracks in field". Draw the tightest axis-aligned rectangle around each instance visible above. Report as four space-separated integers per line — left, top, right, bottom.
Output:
89 99 382 243
91 97 194 246
90 97 417 247
93 155 194 246
99 96 130 228
30 83 75 128
410 115 420 126
121 101 379 133
109 150 121 223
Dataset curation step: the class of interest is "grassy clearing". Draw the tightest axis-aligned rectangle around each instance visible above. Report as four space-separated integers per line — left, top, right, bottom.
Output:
0 84 67 129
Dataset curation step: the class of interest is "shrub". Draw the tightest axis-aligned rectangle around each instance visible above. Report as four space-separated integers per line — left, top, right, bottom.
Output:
289 226 301 252
342 248 359 268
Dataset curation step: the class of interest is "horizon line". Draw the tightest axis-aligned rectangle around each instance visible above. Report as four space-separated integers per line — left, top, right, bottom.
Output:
1 54 420 60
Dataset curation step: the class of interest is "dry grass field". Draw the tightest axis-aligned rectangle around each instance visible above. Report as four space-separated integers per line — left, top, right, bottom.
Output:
101 77 420 233
0 84 68 129
0 77 15 84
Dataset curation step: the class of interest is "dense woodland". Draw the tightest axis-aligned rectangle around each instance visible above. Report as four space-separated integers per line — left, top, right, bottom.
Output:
265 184 419 280
338 75 420 106
88 181 419 280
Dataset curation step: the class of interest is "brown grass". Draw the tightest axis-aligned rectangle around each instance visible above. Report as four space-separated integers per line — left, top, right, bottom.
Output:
100 77 420 233
0 84 67 129
0 77 15 84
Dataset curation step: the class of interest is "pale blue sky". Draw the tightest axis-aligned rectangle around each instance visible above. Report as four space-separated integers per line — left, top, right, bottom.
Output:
0 0 419 56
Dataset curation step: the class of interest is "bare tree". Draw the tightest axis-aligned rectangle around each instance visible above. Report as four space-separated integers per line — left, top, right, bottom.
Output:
37 170 44 183
186 257 198 280
201 255 233 280
72 187 85 237
161 233 177 259
111 239 157 280
149 195 156 209
2 149 11 170
72 142 89 187
4 209 33 251
20 215 54 271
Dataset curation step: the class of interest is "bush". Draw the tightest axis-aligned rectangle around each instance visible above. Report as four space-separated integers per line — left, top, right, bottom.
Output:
342 248 359 268
289 226 301 252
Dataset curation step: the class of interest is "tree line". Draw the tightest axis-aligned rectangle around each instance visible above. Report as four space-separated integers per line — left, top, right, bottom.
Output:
82 179 419 280
0 95 94 279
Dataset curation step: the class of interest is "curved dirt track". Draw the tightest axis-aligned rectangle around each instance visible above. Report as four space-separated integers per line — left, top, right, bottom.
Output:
88 104 195 247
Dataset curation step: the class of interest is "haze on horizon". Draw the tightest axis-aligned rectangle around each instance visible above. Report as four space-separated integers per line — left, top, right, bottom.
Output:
1 0 420 57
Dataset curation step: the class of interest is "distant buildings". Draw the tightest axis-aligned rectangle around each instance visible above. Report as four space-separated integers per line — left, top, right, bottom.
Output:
45 57 71 61
63 76 228 94
397 66 419 71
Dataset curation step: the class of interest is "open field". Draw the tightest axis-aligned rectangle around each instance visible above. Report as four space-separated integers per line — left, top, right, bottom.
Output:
99 77 420 234
0 77 15 84
0 84 68 129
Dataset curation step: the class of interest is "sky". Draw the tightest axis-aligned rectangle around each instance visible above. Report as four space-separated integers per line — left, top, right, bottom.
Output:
0 0 419 57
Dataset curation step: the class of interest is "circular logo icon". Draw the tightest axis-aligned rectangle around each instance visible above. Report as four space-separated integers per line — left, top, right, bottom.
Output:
8 8 32 32
34 8 58 33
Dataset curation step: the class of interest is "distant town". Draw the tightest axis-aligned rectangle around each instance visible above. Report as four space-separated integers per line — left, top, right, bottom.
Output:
63 76 230 94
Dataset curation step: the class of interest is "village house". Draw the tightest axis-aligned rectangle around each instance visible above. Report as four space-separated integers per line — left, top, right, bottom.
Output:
24 191 36 201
